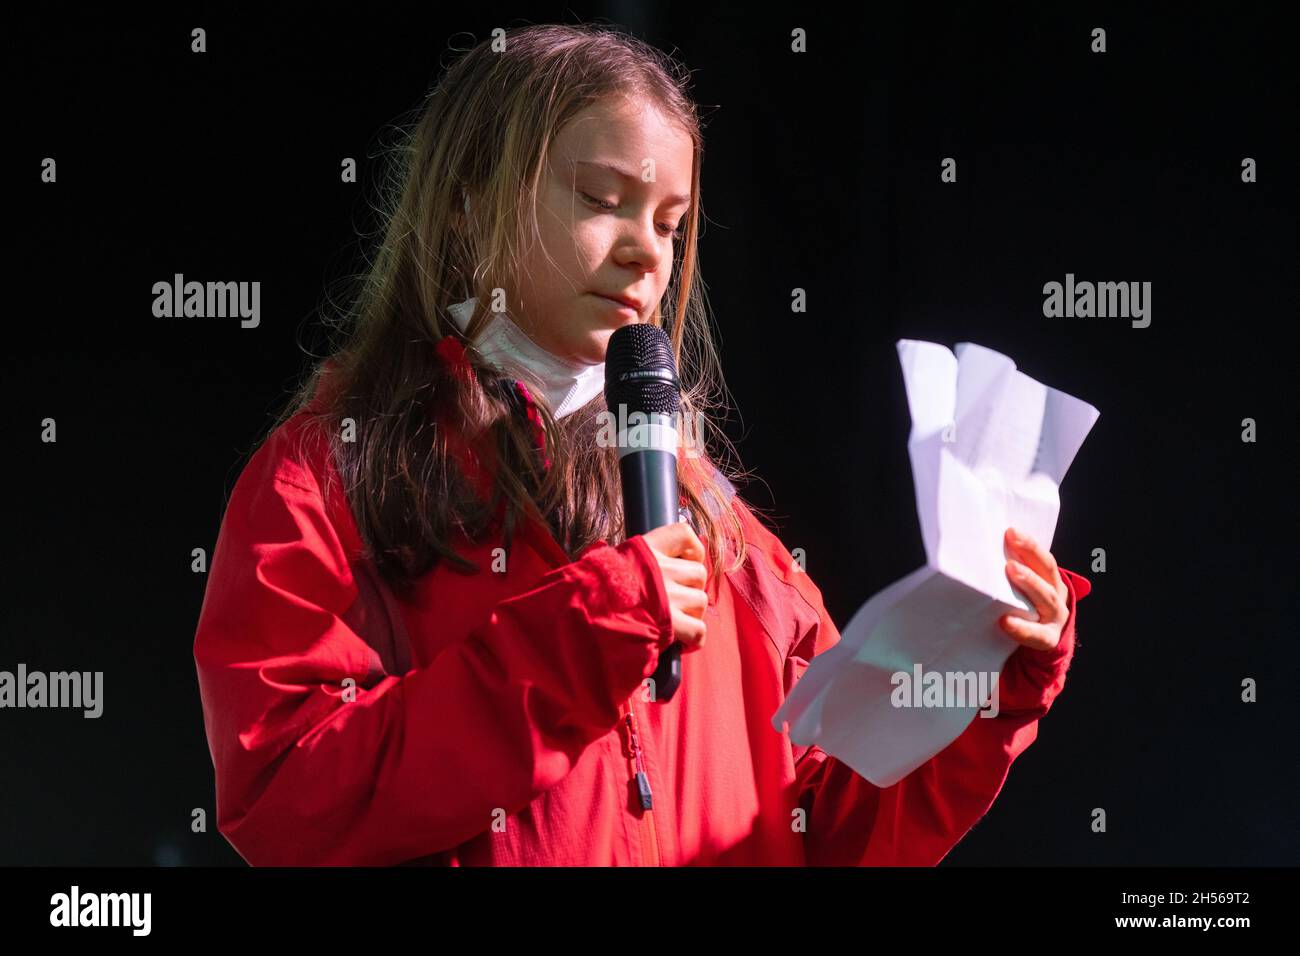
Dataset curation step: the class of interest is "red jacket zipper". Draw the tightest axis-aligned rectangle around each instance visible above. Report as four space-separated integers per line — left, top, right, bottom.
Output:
619 699 661 866
624 712 653 809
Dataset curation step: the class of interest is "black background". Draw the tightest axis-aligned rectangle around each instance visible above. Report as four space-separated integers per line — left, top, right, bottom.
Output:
4 3 1296 865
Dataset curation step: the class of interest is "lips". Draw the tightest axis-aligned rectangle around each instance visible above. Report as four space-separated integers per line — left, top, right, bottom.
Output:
592 292 644 313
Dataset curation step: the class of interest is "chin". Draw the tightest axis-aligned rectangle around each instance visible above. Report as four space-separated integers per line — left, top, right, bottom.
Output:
581 329 614 364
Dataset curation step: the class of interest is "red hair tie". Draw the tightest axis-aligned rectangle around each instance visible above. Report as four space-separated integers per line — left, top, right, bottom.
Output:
512 380 551 471
434 334 474 385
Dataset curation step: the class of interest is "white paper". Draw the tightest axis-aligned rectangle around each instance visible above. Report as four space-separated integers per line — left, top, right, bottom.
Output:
771 340 1099 787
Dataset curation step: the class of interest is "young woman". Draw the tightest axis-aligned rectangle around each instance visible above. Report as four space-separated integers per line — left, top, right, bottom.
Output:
193 23 1091 866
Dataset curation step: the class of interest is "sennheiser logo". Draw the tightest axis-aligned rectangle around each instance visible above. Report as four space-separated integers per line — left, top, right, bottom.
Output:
49 885 151 936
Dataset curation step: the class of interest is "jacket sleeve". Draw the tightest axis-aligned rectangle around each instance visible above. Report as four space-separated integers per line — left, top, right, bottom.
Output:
193 462 674 867
791 565 1092 866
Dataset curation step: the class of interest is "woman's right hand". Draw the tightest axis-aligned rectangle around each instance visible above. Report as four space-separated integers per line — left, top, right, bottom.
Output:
640 522 709 652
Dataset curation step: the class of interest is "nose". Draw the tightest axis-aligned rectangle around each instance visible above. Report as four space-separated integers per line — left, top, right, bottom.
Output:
612 212 666 276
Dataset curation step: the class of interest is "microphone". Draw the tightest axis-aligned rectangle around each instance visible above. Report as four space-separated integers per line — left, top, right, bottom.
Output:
604 323 684 703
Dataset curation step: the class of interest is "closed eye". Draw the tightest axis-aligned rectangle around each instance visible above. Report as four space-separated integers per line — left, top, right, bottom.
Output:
579 191 683 240
579 191 617 211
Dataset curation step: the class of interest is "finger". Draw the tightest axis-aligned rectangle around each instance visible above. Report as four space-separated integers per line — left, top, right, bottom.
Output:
1005 560 1065 623
1005 528 1062 592
998 613 1060 652
676 521 706 563
665 580 708 619
662 554 707 589
672 609 707 651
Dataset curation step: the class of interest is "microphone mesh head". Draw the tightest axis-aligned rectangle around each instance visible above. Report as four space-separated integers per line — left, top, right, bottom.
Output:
604 323 681 415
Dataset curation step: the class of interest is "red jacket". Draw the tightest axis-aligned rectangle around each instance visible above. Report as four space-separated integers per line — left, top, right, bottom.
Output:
193 371 1092 866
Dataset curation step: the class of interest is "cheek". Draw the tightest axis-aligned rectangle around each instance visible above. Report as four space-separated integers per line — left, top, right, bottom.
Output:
559 218 609 271
652 268 672 298
537 193 599 261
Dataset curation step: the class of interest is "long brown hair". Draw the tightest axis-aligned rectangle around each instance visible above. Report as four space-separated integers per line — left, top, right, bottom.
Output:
268 23 760 599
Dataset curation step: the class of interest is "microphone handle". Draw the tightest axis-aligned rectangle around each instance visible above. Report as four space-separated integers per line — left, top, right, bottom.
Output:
620 445 683 702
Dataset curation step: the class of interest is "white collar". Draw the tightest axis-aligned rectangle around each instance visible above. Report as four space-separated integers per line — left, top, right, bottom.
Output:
446 296 605 419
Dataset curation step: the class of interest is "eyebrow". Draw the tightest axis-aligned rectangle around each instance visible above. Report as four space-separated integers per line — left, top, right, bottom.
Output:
573 159 692 208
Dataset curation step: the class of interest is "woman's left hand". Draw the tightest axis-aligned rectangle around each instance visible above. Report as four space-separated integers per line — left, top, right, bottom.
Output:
999 527 1070 652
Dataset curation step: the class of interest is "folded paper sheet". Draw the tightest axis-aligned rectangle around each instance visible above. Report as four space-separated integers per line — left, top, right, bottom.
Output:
771 340 1100 787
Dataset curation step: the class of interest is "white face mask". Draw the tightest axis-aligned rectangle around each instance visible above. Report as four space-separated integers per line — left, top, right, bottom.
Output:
446 296 606 419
